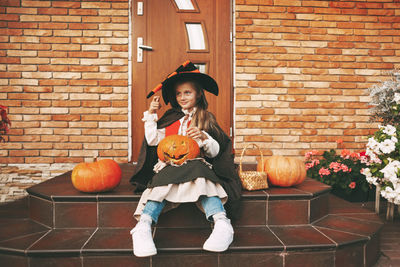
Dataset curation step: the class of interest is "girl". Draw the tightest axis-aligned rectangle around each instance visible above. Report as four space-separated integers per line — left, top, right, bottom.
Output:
129 61 241 257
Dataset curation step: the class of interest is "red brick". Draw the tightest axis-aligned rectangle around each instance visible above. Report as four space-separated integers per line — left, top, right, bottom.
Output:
40 36 69 43
99 80 128 86
367 63 394 69
69 80 98 86
0 72 21 78
368 9 395 16
81 101 111 107
330 2 355 8
356 3 383 9
315 8 341 14
8 22 38 28
337 22 365 29
38 8 67 15
0 0 20 7
369 50 395 56
0 14 19 20
39 22 67 29
41 135 68 142
69 9 98 16
378 17 400 23
39 80 68 86
287 7 313 13
52 115 80 121
38 65 68 72
25 157 54 164
69 23 98 30
82 16 111 23
9 150 39 156
71 37 99 44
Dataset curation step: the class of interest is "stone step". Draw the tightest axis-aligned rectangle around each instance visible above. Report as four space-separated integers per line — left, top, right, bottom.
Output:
0 163 384 266
0 198 382 267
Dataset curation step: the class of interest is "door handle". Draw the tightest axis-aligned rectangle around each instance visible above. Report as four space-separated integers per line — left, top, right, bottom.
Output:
137 37 152 62
138 45 153 51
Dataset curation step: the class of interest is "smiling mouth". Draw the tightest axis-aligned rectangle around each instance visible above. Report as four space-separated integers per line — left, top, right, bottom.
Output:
163 152 188 162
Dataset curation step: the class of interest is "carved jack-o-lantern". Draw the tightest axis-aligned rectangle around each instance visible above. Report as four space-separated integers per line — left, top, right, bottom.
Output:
157 134 200 165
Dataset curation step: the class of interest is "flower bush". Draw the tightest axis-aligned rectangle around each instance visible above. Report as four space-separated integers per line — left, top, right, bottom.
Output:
305 144 372 195
361 70 400 205
0 105 11 142
363 125 400 205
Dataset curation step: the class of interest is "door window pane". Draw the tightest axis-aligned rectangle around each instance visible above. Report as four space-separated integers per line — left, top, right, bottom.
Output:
174 0 195 10
185 23 206 50
194 63 206 73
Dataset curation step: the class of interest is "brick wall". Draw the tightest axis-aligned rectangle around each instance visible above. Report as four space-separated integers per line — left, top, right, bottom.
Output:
235 0 400 160
2 0 400 201
0 0 129 202
0 0 129 166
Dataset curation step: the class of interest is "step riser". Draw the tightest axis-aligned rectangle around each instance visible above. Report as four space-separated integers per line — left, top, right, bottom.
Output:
0 237 380 267
29 193 329 228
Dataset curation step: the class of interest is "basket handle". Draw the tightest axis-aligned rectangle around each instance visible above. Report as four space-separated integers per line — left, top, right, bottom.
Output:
239 143 264 173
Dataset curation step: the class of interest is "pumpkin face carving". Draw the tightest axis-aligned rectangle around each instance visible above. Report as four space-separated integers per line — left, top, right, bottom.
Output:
157 134 200 165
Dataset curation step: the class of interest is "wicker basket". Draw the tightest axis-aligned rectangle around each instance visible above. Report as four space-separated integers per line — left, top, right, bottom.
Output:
239 143 269 191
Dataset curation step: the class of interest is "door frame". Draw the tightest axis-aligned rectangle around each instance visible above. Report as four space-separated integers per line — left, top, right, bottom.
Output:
128 0 235 162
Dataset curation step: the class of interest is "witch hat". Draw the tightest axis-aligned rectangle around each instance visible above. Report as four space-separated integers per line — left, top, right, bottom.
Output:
146 60 219 105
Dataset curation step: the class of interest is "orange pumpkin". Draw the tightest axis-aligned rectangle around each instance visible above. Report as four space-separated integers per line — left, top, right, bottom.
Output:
257 156 306 187
71 159 122 193
157 134 200 165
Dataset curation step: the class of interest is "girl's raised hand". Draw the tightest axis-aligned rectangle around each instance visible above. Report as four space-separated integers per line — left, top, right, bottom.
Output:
187 127 207 141
148 96 161 114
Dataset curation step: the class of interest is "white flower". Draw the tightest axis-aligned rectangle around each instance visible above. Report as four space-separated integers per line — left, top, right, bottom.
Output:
379 139 396 154
382 125 397 136
366 176 379 186
394 93 400 104
366 138 381 155
380 159 400 176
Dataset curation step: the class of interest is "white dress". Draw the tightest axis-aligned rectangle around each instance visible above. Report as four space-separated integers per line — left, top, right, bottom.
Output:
134 109 228 221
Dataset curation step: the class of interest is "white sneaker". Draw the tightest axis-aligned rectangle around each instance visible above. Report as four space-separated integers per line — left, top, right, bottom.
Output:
203 219 234 252
130 222 157 257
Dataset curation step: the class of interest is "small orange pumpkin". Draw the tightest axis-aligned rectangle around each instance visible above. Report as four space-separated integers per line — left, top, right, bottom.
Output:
71 159 122 193
257 156 306 187
157 134 200 165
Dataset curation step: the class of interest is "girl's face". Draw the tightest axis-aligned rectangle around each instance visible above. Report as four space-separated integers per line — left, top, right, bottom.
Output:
175 82 198 111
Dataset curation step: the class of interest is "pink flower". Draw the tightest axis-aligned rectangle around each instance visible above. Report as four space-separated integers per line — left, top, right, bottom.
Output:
305 159 320 170
305 163 313 170
350 152 360 160
336 139 343 144
340 164 351 173
341 149 351 159
305 150 319 160
329 162 342 173
349 182 356 189
319 167 331 177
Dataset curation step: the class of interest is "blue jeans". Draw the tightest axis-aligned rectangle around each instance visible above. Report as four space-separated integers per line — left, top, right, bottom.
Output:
142 196 225 224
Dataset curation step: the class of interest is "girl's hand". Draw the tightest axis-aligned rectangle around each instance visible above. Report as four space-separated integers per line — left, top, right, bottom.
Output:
187 127 207 141
148 96 161 114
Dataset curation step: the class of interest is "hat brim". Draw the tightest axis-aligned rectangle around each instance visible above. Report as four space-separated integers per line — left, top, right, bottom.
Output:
161 72 219 105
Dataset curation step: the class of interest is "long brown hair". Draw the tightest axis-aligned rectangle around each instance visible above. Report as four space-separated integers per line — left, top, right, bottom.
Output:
172 79 224 140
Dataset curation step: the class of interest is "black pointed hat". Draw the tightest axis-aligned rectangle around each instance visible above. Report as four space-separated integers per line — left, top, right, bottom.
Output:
146 60 219 105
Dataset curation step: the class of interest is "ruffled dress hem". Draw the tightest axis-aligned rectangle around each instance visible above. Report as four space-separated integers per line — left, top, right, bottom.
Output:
134 177 228 221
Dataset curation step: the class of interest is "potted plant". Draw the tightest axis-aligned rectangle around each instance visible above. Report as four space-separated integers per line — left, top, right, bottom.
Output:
0 105 11 142
305 141 375 202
